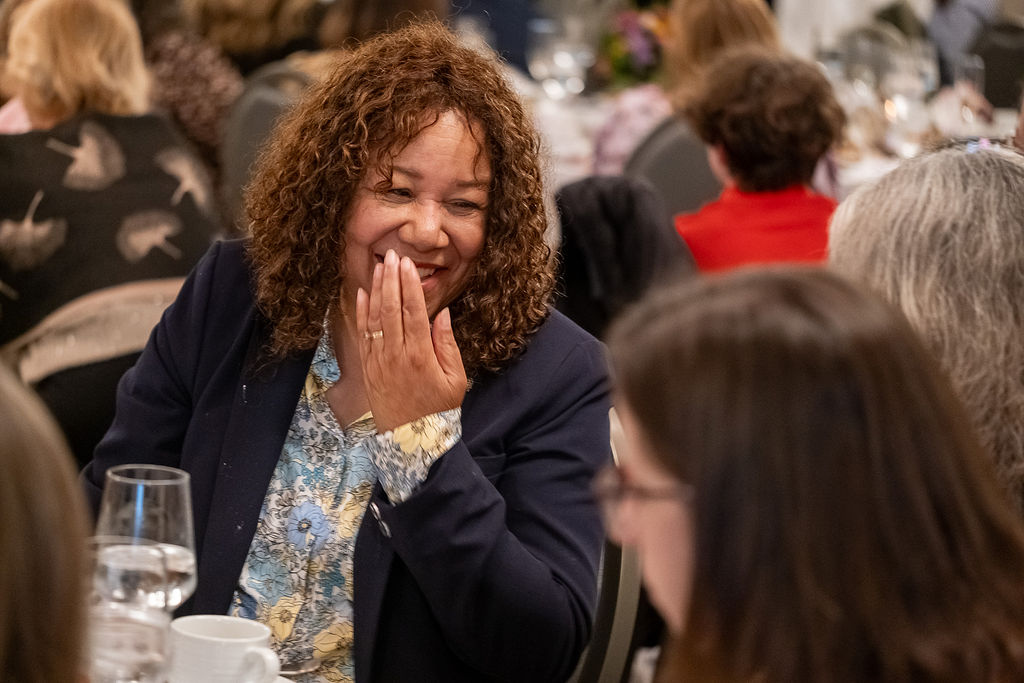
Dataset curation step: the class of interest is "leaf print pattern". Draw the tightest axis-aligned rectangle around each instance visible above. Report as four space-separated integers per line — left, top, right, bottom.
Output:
116 211 183 263
0 191 67 271
155 147 213 216
0 278 18 322
45 120 125 191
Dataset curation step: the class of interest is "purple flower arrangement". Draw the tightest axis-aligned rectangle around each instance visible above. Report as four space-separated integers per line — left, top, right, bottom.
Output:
595 2 670 89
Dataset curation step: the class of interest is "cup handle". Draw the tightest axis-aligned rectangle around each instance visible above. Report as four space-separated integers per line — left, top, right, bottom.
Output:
242 646 280 683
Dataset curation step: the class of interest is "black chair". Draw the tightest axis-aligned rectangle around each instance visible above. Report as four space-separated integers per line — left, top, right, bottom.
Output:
567 408 644 683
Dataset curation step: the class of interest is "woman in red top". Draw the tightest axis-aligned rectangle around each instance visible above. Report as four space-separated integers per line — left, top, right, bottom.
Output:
674 46 845 272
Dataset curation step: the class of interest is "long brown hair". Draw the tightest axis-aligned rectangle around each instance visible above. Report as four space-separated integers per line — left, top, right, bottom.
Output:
246 21 552 376
0 364 89 683
608 267 1024 683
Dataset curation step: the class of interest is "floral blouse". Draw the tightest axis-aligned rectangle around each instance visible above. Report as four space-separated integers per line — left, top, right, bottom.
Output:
230 330 460 682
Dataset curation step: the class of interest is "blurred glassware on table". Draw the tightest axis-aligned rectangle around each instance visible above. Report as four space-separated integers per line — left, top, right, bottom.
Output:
953 52 989 130
880 47 931 157
528 0 619 99
910 38 940 98
527 16 595 100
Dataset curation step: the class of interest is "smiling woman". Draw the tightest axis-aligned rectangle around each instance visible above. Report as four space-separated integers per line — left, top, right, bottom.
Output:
342 110 489 325
83 21 610 683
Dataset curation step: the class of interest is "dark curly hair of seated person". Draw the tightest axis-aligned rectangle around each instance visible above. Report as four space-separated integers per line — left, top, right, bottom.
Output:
683 45 845 192
245 21 553 376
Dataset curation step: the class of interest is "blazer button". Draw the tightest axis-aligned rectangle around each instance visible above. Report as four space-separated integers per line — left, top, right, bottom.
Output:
379 520 391 538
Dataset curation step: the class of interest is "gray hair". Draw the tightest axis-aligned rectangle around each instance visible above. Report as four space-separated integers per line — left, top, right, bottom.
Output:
829 146 1024 514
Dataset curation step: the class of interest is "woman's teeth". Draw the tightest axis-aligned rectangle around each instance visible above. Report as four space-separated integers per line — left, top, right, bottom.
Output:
416 267 436 280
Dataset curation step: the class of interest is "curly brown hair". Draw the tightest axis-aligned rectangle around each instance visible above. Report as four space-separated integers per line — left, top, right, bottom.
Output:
246 21 553 376
684 46 845 192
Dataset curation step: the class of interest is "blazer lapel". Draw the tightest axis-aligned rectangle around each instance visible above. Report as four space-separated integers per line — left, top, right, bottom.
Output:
353 485 396 682
192 320 315 615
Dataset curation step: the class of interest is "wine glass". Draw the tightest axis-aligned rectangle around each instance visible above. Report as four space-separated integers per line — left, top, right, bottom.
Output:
94 464 197 611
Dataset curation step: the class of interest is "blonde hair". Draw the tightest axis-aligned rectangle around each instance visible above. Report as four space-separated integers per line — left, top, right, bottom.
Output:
830 146 1024 514
665 0 780 101
182 0 317 57
0 364 89 682
4 0 150 123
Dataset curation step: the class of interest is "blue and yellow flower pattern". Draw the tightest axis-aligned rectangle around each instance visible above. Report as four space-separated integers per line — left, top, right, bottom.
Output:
230 329 461 682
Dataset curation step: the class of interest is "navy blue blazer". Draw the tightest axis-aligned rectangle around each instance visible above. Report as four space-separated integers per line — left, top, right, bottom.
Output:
84 239 611 682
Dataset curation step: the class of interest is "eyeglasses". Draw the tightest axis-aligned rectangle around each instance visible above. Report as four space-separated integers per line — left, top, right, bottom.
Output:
591 465 692 540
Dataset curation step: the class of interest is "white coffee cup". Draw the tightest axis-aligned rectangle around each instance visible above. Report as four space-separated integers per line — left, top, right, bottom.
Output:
169 615 280 683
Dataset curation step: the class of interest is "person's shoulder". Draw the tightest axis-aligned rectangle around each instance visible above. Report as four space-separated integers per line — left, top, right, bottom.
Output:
516 309 606 376
674 197 726 237
469 309 608 414
801 190 839 218
534 308 601 347
164 238 257 340
193 238 250 286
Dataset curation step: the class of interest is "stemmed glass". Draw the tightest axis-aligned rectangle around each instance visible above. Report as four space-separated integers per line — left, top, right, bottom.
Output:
88 464 195 682
93 464 197 611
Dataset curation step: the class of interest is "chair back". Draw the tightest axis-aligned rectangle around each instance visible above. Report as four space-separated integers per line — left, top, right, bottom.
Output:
566 408 644 683
219 60 313 230
623 117 721 220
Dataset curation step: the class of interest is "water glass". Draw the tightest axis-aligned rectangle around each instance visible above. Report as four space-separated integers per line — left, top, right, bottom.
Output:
88 601 171 683
94 464 197 610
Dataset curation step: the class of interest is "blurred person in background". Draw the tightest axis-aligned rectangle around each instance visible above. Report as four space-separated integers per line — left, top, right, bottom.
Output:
182 0 322 75
0 0 31 133
130 0 244 190
592 0 780 175
0 0 219 466
830 144 1024 516
674 46 845 271
0 362 89 683
603 266 1024 683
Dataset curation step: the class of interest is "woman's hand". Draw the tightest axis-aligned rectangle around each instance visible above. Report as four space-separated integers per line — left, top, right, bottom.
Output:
356 249 467 432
